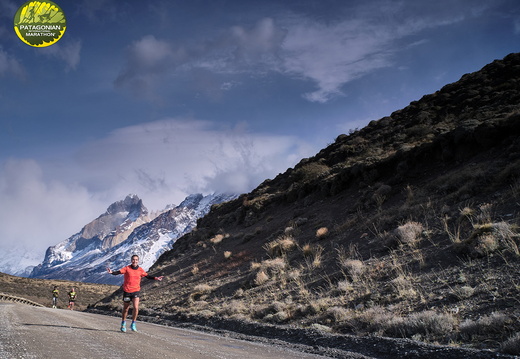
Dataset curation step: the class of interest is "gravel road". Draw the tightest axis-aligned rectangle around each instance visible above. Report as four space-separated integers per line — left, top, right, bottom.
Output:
2 303 516 359
0 303 353 359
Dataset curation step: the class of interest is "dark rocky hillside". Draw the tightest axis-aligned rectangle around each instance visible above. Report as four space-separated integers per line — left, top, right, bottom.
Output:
91 53 520 355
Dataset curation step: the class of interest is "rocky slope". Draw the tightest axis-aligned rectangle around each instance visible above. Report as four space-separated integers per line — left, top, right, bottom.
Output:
90 52 520 355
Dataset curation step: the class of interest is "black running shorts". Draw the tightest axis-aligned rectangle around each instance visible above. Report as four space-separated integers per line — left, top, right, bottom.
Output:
122 291 140 302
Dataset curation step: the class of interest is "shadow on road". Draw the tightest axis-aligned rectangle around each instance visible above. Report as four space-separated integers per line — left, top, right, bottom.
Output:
21 322 113 332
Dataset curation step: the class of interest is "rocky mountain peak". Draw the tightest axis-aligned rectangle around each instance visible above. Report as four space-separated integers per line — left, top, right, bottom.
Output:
105 194 147 217
29 193 237 284
178 193 204 209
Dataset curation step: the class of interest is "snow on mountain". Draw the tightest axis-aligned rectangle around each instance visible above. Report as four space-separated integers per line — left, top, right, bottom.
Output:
29 193 236 284
0 245 40 277
30 194 149 278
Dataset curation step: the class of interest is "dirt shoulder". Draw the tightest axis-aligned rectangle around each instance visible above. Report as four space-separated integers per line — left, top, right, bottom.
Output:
87 307 516 359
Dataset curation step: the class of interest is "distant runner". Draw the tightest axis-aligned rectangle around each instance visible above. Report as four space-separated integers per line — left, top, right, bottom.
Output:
67 287 77 310
106 254 164 332
52 286 59 308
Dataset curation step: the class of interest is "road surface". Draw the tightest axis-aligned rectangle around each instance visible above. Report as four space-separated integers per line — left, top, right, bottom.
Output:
0 303 331 359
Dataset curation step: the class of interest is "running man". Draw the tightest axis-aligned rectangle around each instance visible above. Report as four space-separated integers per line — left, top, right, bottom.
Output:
67 287 77 310
106 254 163 332
52 286 59 308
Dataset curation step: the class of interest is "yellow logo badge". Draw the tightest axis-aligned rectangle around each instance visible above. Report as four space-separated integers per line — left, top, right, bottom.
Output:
14 1 66 47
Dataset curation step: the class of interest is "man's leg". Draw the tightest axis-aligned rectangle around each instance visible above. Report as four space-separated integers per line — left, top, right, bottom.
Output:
130 297 139 331
121 301 130 332
122 301 131 321
131 297 139 321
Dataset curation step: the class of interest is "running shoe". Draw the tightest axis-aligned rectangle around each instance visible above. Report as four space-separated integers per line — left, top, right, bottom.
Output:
120 323 126 333
130 322 137 332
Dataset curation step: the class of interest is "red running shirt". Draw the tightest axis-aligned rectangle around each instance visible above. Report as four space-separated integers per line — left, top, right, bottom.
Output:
119 265 148 293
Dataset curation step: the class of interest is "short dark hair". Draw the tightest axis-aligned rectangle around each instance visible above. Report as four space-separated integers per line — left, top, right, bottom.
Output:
131 254 139 260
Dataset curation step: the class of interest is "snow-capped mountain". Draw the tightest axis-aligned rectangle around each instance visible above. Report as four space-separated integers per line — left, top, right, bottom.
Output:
29 193 236 284
0 246 40 277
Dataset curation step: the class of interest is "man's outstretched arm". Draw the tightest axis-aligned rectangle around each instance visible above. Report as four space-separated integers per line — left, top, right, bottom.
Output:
145 275 164 281
107 267 121 275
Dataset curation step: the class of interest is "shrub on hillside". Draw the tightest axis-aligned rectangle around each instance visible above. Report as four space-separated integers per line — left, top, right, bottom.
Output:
460 312 512 340
254 270 269 286
501 333 520 355
384 310 457 340
210 233 228 244
190 284 214 302
295 162 330 183
394 221 424 247
316 227 329 238
342 259 365 282
456 221 519 257
219 300 248 316
264 235 297 257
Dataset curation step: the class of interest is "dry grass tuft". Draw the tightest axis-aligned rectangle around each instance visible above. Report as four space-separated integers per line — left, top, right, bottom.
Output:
457 221 519 257
189 284 214 302
452 285 475 300
265 235 297 257
385 310 457 340
301 243 314 257
254 270 269 286
316 227 329 238
306 245 323 269
460 312 512 340
337 279 353 293
326 306 350 322
193 284 213 294
210 234 226 245
260 257 287 272
220 300 248 316
501 333 520 355
191 265 199 275
391 274 417 299
342 259 365 281
394 221 424 247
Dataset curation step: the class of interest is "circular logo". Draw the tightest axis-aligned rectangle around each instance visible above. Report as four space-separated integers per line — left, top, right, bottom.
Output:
13 1 66 47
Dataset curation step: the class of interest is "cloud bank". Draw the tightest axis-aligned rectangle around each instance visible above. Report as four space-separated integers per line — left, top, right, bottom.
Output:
114 1 477 103
75 118 313 209
0 119 314 265
0 159 106 262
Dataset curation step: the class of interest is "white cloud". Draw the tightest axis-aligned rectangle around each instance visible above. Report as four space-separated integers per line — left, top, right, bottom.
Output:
113 1 476 104
75 118 315 210
229 17 286 67
0 120 312 267
278 0 477 103
282 13 407 103
114 35 194 100
0 159 106 264
114 18 285 97
39 40 82 72
0 47 26 80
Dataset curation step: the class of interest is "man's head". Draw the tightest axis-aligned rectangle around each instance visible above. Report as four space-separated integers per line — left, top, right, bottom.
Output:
131 255 139 266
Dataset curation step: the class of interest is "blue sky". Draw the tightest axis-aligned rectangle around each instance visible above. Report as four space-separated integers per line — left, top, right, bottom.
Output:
0 0 519 269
